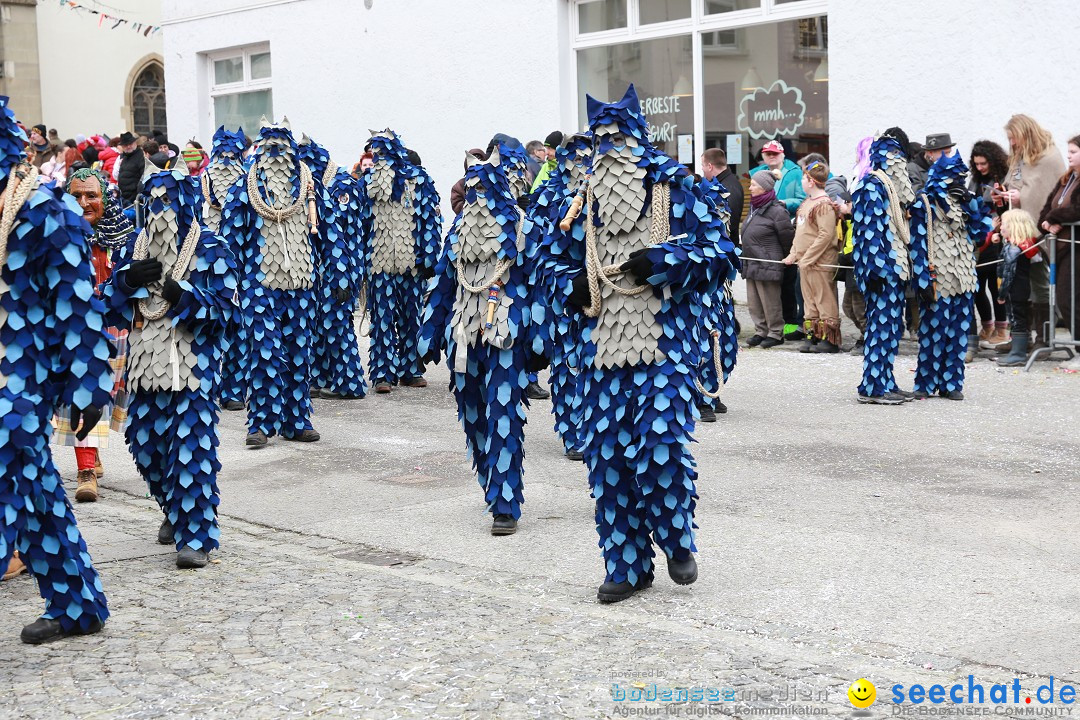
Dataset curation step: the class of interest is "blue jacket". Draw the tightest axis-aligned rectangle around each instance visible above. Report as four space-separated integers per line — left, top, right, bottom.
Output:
750 158 805 218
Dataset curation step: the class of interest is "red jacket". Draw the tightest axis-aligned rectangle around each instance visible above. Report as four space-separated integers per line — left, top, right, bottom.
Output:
99 147 119 176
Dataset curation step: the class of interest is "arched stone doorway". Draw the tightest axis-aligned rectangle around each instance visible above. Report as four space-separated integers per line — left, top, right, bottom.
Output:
127 57 167 136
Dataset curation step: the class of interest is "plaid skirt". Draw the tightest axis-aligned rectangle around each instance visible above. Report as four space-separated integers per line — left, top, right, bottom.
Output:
52 328 130 447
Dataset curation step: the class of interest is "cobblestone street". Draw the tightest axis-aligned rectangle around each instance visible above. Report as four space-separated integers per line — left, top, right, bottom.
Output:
3 331 1079 719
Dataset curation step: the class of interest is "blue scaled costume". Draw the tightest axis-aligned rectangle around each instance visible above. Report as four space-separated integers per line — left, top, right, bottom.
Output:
533 85 737 601
103 162 238 564
695 175 739 416
219 118 328 445
198 126 248 409
419 149 538 533
0 96 115 641
909 152 993 399
298 135 366 399
528 132 592 457
357 129 442 391
851 131 919 403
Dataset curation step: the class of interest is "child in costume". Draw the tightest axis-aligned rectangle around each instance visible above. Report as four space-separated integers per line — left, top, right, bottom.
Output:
103 161 238 568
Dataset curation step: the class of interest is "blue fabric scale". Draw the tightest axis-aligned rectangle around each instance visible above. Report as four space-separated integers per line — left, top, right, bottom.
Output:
0 95 115 630
102 167 237 551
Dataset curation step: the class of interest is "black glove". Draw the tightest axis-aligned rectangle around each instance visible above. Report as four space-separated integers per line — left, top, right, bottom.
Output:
417 263 435 280
527 352 549 374
864 276 885 295
333 287 352 304
70 405 103 442
517 194 532 210
620 248 654 286
917 285 935 305
567 274 591 310
162 278 183 306
125 258 163 288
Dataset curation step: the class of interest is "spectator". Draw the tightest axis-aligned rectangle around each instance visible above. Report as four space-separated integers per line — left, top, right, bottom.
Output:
740 169 793 348
114 131 145 207
784 160 842 353
907 141 930 194
968 139 1010 349
701 147 744 246
47 128 59 144
351 151 374 178
525 139 544 179
995 209 1041 366
530 131 563 192
183 141 209 175
1038 134 1080 333
750 139 805 339
28 124 61 169
450 148 487 216
99 136 120 177
62 139 80 173
82 144 100 168
1000 115 1064 350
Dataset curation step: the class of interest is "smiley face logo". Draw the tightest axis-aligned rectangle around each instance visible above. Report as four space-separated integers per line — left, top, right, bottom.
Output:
848 679 876 708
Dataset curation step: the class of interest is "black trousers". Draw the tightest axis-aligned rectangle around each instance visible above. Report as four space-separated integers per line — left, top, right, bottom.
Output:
781 265 802 326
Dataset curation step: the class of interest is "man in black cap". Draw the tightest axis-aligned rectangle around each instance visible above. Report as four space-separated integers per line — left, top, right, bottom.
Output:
530 130 565 192
115 131 145 208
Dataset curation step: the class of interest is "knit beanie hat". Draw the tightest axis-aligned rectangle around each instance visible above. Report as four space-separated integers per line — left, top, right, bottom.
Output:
752 168 779 192
544 130 564 148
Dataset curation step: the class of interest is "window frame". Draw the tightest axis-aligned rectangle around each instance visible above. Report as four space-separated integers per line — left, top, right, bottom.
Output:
206 43 272 100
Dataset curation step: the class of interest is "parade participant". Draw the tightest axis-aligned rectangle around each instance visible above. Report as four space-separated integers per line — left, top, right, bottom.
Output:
357 129 442 394
0 96 115 643
419 148 541 536
298 134 366 400
783 161 842 353
219 117 323 447
909 150 993 400
52 168 135 500
537 85 737 603
852 129 919 405
103 161 237 567
695 166 739 420
529 132 592 460
198 126 249 411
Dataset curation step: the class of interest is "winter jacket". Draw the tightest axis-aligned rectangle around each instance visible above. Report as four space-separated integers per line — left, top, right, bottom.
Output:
749 158 805 218
739 198 793 283
1038 171 1080 229
116 148 145 206
717 168 744 246
531 158 556 192
30 141 61 170
908 155 930 194
99 147 119 177
1008 149 1065 218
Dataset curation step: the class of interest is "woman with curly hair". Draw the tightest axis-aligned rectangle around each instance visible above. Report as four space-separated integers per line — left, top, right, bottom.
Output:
969 139 1010 348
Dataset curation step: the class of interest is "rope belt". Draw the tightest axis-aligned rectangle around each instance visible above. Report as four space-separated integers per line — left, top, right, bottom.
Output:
582 181 670 318
696 330 725 400
0 162 40 263
131 220 201 321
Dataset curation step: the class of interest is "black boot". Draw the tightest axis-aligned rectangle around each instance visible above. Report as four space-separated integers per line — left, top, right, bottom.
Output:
565 449 584 461
283 429 321 442
221 400 245 411
667 554 698 585
809 340 840 354
245 430 268 448
697 405 716 423
715 400 727 414
597 575 653 604
157 517 174 545
491 514 517 536
525 381 550 400
21 617 103 645
176 547 209 569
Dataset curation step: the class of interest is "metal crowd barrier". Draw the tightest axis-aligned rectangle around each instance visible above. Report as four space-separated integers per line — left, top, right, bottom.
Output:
1026 222 1078 370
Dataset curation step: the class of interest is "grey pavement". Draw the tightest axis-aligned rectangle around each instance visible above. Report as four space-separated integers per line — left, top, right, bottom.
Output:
3 321 1079 719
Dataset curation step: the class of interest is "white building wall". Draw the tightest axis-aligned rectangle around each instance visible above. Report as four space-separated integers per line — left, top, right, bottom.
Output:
36 0 163 138
830 0 1080 178
162 0 569 214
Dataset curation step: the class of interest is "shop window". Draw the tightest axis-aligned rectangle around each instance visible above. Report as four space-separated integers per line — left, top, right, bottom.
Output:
208 44 273 135
578 0 627 33
577 34 694 160
638 0 691 25
701 15 828 175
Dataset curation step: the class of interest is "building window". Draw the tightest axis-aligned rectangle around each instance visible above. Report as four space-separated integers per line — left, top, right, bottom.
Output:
701 15 829 174
131 61 167 137
207 44 273 136
577 34 694 160
578 0 627 33
639 0 691 25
